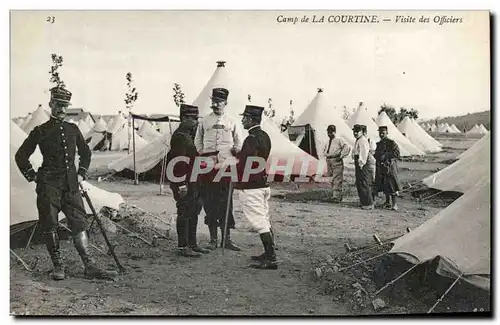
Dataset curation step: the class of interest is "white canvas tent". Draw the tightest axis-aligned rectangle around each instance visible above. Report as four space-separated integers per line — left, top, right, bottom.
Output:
457 132 490 160
479 124 489 133
83 114 95 128
77 119 92 139
411 119 443 149
347 102 380 144
22 106 50 134
293 88 355 147
375 112 425 156
20 114 32 130
11 121 125 228
450 124 461 133
422 132 490 193
87 117 109 151
390 179 490 291
397 116 441 153
138 121 162 143
467 124 487 135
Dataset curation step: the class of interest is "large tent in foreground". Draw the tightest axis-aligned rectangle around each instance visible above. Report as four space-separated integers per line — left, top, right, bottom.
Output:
390 178 490 291
422 132 490 193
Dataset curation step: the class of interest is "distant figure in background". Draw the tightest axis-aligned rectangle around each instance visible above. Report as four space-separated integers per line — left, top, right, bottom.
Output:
323 125 351 203
361 125 377 200
167 104 210 257
374 126 401 211
352 124 375 210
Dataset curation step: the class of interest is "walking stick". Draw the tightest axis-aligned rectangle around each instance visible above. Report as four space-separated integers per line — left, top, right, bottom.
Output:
221 181 234 256
79 183 126 273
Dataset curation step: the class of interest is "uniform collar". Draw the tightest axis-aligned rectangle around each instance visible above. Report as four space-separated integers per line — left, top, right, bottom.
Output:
248 124 260 133
50 116 64 123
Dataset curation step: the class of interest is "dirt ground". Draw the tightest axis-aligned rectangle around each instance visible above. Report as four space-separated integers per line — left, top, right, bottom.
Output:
10 135 486 316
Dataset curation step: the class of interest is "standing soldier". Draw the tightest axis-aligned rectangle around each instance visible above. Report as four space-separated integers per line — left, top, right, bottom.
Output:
361 124 377 201
374 126 401 210
166 104 210 257
194 88 243 251
15 87 117 280
323 125 351 203
234 105 277 269
352 124 375 210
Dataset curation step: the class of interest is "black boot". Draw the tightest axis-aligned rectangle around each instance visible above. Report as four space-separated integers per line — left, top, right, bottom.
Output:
73 231 118 279
187 217 210 254
205 226 218 250
250 232 278 270
221 227 241 251
251 228 275 261
44 231 65 280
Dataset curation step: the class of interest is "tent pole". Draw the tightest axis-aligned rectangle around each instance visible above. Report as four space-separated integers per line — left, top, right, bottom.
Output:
24 223 38 250
427 273 464 314
132 117 138 185
338 251 389 272
110 220 153 246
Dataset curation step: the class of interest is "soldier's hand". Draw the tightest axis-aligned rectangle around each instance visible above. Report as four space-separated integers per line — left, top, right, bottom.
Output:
179 185 188 198
230 148 239 156
78 175 84 184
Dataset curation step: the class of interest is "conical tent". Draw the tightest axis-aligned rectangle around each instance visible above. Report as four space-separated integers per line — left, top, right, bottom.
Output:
138 120 162 143
467 125 480 134
397 116 441 153
291 89 355 160
84 114 95 128
479 124 489 133
195 61 323 177
22 106 50 134
193 61 230 117
109 122 148 151
375 112 425 156
20 113 33 131
11 121 125 228
87 117 109 151
450 124 461 133
410 118 442 149
390 179 490 291
422 132 490 193
347 103 380 144
430 124 437 132
77 119 92 139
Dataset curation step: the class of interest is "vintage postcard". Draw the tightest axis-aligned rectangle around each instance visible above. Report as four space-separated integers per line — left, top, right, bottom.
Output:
9 10 490 316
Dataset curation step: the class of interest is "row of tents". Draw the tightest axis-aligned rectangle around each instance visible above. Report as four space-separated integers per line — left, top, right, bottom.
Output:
420 121 489 134
10 60 490 298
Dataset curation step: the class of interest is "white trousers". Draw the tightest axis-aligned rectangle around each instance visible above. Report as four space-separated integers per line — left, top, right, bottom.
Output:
237 187 271 234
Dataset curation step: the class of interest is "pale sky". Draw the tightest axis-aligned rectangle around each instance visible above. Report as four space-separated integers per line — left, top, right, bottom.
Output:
10 10 490 120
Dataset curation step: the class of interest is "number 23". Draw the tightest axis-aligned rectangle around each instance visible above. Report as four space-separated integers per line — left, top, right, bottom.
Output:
46 16 55 24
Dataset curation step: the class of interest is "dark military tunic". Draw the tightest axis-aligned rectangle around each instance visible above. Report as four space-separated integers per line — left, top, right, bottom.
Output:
374 137 401 195
15 118 92 235
235 125 272 190
166 124 203 247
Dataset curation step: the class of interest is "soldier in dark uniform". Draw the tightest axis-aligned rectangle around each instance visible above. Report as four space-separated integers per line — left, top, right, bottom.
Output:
374 126 401 210
233 105 277 270
166 104 210 257
15 87 117 280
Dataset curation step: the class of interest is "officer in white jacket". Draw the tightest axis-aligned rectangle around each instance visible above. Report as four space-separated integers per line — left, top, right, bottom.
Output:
194 88 243 251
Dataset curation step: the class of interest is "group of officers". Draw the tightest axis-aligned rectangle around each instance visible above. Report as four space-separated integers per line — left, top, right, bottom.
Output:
322 122 401 210
15 85 401 280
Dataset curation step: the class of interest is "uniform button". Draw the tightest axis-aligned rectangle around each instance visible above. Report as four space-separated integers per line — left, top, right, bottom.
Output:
60 126 63 130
